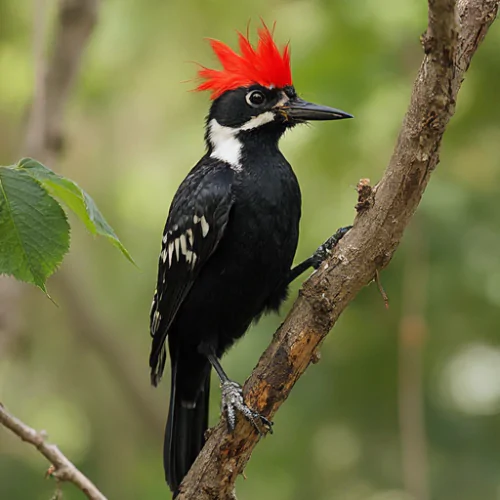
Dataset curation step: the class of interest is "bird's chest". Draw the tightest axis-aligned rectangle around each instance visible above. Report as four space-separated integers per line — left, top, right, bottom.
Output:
229 165 301 268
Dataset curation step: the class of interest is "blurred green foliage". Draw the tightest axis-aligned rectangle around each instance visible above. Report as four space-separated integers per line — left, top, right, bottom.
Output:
1 1 500 499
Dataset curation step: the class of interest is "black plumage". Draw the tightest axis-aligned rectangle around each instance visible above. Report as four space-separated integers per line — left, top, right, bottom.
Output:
150 83 351 495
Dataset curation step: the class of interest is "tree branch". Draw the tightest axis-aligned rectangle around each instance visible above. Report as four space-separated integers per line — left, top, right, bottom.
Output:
22 0 100 164
23 0 50 157
177 0 500 498
0 403 107 500
42 0 100 164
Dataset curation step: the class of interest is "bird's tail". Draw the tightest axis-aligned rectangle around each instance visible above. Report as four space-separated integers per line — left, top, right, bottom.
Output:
164 359 210 496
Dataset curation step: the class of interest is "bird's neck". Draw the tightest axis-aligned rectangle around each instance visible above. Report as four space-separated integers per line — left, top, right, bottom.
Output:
205 118 285 171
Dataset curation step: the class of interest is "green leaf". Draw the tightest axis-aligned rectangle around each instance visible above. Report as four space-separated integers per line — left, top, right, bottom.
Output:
17 158 134 264
0 167 70 291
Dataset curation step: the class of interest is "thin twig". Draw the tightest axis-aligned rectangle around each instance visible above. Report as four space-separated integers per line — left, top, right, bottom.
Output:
176 1 500 498
375 269 390 309
0 403 107 500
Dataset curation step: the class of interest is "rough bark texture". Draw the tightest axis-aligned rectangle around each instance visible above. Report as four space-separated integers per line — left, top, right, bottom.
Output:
0 403 107 500
177 1 500 498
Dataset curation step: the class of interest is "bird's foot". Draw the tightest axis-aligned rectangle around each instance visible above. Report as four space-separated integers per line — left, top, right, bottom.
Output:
311 225 352 269
221 381 273 436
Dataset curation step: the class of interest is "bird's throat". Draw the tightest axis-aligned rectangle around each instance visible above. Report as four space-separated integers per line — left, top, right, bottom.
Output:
207 115 283 171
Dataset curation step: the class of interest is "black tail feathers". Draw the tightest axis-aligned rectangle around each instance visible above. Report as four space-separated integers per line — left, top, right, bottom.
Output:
164 362 210 496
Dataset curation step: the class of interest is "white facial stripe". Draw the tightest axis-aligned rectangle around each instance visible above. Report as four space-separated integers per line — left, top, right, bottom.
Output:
208 112 276 169
239 111 275 130
208 119 242 169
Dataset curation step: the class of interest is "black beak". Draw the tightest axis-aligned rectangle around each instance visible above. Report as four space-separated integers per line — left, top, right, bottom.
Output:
282 97 353 121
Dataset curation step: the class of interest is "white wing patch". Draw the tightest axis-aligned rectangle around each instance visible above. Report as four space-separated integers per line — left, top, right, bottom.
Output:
174 237 180 260
152 310 161 331
168 241 174 266
160 219 206 271
186 228 194 246
179 233 187 255
160 248 167 263
200 216 209 237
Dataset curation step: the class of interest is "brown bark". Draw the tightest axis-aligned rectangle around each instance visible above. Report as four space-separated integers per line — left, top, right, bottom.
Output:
177 1 500 498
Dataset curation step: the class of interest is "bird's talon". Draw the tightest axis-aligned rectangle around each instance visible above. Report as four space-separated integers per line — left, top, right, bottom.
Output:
221 381 272 436
258 415 274 434
313 225 352 268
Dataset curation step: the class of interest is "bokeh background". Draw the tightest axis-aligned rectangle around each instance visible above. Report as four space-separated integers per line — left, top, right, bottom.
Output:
1 1 500 499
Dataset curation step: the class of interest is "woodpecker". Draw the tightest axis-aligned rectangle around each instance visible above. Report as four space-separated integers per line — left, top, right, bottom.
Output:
149 24 352 495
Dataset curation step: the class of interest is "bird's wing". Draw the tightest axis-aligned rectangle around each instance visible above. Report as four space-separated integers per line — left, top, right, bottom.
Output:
149 162 235 385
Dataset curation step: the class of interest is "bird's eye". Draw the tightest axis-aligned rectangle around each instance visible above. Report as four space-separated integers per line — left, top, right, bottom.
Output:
246 90 266 107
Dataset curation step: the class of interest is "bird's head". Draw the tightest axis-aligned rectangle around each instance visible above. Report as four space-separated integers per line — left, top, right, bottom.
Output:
196 23 352 148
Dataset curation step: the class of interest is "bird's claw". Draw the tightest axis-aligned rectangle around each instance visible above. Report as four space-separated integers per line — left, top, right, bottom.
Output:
221 381 273 436
312 225 352 269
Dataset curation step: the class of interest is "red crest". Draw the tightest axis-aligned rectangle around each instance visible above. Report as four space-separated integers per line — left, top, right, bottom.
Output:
196 24 292 100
